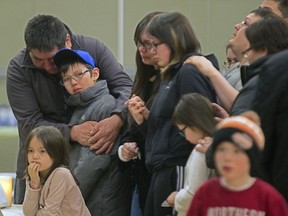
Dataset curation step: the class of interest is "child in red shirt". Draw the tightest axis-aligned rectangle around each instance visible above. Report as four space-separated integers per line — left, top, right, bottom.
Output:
187 111 288 216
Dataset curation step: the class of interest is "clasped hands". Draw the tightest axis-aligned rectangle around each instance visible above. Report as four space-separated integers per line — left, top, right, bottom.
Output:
125 94 149 125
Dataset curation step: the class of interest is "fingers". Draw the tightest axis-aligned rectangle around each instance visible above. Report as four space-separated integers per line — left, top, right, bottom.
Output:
126 96 145 110
105 143 114 154
195 137 213 153
122 143 138 160
183 56 204 65
203 137 213 145
214 117 223 123
28 163 40 181
88 129 105 146
166 191 177 207
94 142 109 154
183 56 195 65
212 103 229 119
90 137 106 151
195 144 206 153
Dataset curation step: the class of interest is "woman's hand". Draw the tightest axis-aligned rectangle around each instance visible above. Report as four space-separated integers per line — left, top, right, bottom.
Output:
119 142 139 161
125 94 148 125
195 137 213 154
166 191 178 207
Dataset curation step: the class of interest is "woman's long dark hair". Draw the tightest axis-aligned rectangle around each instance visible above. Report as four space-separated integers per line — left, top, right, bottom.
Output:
128 12 163 128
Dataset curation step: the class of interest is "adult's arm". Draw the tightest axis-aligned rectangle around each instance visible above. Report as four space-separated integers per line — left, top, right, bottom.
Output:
72 35 133 118
175 148 211 215
6 52 71 141
6 51 94 145
73 35 133 153
184 56 238 112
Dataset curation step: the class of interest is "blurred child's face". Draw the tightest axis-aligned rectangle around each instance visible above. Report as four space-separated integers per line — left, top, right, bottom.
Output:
215 141 250 183
28 137 53 176
61 63 99 95
177 124 205 144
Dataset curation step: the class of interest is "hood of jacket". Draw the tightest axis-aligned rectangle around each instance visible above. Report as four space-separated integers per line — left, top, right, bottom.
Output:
65 80 109 107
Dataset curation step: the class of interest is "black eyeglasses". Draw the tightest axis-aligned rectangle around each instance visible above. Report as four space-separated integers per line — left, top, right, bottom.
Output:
134 39 163 50
150 41 163 50
178 125 188 137
60 69 91 86
242 47 252 56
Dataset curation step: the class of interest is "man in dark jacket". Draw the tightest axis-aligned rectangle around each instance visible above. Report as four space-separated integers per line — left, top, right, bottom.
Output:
6 14 132 204
253 49 288 202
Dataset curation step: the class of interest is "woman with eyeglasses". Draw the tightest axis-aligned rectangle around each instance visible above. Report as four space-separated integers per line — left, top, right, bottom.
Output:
126 12 218 216
117 11 163 216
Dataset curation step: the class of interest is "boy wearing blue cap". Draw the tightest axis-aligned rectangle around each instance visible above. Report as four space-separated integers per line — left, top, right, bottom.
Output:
53 49 130 216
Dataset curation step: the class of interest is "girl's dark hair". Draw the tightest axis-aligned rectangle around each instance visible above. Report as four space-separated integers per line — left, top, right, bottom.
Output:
172 93 217 136
146 12 201 79
24 126 71 183
246 15 288 55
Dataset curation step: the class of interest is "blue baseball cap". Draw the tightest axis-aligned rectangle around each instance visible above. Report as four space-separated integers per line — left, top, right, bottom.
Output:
53 48 96 68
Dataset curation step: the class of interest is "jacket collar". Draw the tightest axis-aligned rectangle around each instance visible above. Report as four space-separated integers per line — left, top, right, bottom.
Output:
240 55 269 86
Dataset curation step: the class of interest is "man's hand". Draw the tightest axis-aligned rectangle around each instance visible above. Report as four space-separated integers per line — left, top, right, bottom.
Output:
89 115 123 154
212 103 229 122
70 121 97 146
184 55 215 77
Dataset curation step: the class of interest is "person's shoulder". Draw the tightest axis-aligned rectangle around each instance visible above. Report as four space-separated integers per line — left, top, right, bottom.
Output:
255 178 281 193
198 177 219 190
9 48 26 66
73 34 104 48
254 178 286 199
52 167 71 177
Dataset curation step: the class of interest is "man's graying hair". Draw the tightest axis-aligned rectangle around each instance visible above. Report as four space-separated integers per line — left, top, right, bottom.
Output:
24 14 68 52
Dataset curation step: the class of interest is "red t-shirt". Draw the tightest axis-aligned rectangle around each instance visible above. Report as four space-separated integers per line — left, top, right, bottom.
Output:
187 177 288 216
